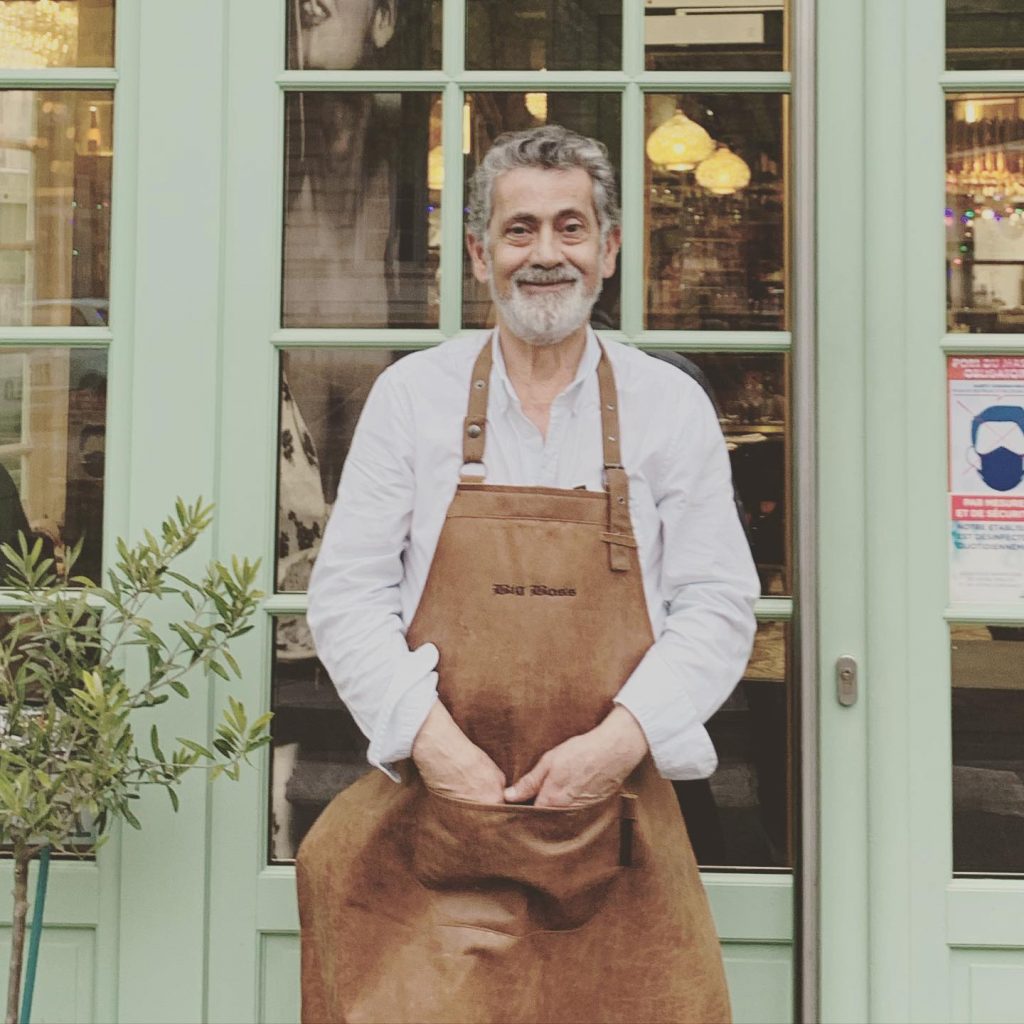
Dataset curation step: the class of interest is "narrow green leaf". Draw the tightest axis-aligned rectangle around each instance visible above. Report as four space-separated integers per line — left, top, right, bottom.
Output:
177 738 215 760
150 724 165 764
208 660 230 682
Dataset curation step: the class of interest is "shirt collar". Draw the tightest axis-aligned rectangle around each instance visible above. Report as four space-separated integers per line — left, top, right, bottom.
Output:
489 326 601 416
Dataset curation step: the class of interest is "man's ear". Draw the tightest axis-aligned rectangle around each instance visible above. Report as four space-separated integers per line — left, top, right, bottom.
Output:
371 0 397 50
601 224 622 279
466 232 491 284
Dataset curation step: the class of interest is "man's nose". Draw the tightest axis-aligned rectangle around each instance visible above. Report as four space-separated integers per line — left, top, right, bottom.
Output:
530 225 563 267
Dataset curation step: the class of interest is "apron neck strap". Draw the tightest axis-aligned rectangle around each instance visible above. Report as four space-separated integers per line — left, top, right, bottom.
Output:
461 333 635 571
595 350 634 572
460 338 494 481
595 348 622 472
463 334 625 473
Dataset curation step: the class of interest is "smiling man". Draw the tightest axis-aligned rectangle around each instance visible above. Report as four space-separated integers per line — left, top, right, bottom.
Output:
298 125 759 1024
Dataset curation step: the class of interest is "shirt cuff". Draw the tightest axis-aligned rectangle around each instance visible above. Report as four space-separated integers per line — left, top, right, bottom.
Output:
366 642 440 782
614 644 719 780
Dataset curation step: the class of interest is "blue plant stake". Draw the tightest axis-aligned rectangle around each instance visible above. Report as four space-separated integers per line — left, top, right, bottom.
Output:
19 847 51 1024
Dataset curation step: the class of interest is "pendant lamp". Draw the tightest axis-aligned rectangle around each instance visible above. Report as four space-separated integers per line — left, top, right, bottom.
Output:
695 146 752 195
645 110 715 172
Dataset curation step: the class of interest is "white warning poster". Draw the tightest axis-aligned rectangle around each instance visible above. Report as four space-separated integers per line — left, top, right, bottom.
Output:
948 355 1024 604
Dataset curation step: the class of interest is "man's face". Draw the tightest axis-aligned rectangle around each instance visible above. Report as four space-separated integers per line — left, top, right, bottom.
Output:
298 0 395 70
467 166 621 347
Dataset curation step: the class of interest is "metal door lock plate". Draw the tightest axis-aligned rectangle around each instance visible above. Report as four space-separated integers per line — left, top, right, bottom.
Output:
836 655 858 707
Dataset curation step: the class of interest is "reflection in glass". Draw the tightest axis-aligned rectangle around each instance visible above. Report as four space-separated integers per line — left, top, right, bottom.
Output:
952 624 1024 876
645 0 785 72
277 348 408 592
269 615 370 862
462 92 621 330
645 93 785 331
286 0 441 70
947 0 1024 72
0 0 114 68
466 0 621 71
649 351 788 595
0 348 106 584
0 91 112 327
677 619 791 869
946 96 1024 334
282 92 441 328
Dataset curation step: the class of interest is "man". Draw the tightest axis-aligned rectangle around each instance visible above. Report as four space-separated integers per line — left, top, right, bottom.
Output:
299 125 759 1024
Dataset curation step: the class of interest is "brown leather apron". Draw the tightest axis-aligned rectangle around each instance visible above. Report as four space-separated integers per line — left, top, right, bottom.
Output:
297 338 731 1024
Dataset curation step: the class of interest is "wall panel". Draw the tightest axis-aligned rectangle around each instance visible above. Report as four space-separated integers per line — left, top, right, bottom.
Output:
0 927 94 1024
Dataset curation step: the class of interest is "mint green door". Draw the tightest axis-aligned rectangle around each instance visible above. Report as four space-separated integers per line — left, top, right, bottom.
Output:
210 2 803 1022
5 1 1024 1023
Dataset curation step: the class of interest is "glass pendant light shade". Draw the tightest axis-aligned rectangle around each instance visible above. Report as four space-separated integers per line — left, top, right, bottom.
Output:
645 110 715 171
695 145 752 195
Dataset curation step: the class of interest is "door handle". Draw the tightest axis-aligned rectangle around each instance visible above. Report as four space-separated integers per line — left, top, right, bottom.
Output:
836 655 858 707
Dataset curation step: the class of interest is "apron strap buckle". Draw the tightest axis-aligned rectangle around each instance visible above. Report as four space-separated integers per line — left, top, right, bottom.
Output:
605 467 634 572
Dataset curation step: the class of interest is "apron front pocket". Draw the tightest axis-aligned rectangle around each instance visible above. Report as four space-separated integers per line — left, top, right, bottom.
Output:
412 787 634 933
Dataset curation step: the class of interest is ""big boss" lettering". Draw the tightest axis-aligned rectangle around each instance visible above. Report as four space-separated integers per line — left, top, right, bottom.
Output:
492 584 578 597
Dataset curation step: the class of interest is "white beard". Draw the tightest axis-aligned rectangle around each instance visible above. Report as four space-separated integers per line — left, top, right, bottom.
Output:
489 264 602 347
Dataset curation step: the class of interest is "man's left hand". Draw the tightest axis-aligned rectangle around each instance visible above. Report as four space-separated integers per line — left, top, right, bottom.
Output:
503 706 649 808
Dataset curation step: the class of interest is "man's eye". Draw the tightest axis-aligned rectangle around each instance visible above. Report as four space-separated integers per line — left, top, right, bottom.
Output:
507 225 530 239
562 222 584 235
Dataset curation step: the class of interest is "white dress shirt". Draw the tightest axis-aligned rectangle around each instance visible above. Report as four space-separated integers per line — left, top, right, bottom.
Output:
307 329 760 782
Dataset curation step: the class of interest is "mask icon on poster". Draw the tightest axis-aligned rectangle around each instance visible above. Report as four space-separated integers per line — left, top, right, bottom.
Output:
967 405 1024 492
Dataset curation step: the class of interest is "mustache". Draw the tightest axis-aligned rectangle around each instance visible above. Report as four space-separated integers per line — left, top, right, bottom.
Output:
512 267 583 287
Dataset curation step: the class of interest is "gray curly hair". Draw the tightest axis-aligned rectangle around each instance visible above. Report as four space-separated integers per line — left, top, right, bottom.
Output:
466 124 620 243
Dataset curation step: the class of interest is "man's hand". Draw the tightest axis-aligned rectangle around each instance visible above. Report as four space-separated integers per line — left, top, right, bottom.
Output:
503 706 649 808
412 701 506 803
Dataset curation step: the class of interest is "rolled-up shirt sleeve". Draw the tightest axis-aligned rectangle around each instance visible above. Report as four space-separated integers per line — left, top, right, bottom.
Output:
614 381 760 780
307 369 439 782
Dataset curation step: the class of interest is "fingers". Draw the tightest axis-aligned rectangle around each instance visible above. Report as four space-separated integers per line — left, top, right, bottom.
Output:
414 707 509 804
504 758 548 804
465 762 507 804
533 783 575 809
519 731 629 808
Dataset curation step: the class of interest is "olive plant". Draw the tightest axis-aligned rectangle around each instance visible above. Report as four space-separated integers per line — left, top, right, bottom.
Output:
0 499 270 1024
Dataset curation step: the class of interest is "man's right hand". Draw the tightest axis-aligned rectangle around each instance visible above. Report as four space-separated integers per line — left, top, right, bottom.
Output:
411 701 506 803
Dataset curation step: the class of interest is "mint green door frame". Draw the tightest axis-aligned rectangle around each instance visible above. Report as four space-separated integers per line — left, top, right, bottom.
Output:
817 0 948 1018
0 2 261 1021
820 1 1024 1022
209 3 803 1024
0 2 143 1021
817 0 869 1016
